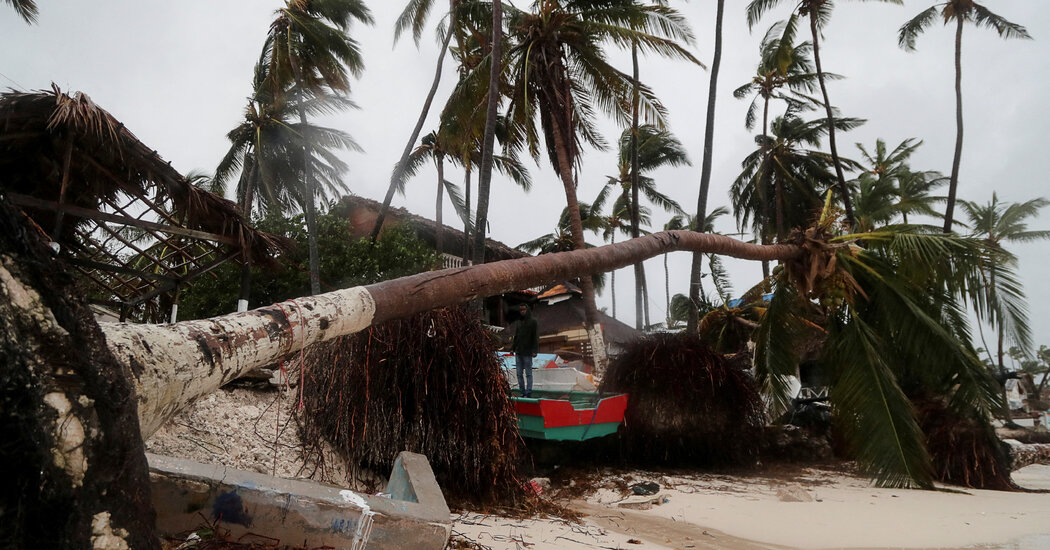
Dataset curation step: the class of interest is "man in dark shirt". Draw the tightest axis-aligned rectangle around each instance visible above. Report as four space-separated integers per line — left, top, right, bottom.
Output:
512 303 539 397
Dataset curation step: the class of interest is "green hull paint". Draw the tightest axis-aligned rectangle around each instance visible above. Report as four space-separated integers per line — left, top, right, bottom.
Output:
516 420 623 441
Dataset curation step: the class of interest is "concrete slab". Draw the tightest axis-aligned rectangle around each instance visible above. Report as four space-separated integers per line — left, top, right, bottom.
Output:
148 451 450 549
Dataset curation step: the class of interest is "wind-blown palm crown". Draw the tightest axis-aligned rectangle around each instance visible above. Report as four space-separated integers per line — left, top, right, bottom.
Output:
746 0 903 227
732 114 864 244
751 199 1008 488
734 16 830 135
4 0 37 23
897 0 1031 233
850 138 945 230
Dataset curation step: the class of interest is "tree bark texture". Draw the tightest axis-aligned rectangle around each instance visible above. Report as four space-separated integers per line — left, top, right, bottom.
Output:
436 156 445 255
688 0 724 333
0 198 158 549
372 21 457 243
104 231 801 438
297 100 321 296
944 17 965 233
809 14 855 226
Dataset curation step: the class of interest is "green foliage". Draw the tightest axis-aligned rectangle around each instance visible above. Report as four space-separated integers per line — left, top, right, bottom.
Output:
177 213 438 320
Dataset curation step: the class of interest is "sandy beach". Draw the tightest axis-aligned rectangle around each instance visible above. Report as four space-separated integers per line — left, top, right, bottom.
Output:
451 464 1050 550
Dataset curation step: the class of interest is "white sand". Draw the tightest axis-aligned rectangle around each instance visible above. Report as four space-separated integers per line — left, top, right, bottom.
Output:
452 465 1050 550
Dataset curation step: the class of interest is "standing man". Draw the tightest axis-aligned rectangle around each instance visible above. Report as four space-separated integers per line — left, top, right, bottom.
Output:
512 303 540 397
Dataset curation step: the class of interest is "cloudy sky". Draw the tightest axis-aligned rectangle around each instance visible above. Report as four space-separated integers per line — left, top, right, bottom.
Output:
2 1 1047 353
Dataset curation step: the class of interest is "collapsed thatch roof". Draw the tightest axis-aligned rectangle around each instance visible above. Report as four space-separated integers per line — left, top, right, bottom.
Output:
0 86 288 319
334 194 527 262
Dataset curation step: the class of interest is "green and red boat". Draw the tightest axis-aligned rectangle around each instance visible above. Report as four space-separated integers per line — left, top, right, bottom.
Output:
509 389 629 441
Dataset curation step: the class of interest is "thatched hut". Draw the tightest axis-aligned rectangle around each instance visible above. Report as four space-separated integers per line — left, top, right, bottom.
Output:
0 86 287 322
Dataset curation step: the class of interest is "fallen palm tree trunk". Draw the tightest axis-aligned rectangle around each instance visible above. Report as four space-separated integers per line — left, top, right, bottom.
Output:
102 230 801 437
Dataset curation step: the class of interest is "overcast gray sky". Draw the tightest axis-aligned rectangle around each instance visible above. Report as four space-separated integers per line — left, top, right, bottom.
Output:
1 1 1047 352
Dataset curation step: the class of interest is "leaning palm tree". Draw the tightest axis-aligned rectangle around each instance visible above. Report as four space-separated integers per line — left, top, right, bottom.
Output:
504 0 697 372
596 125 690 329
263 0 373 295
746 1 904 227
898 1 1031 233
4 0 36 23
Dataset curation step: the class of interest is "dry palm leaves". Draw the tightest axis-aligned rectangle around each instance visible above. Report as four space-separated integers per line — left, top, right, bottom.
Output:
913 395 1015 490
297 306 528 507
601 332 764 467
781 207 864 310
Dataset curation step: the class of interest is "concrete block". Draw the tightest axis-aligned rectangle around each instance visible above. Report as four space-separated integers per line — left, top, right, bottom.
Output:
148 451 450 549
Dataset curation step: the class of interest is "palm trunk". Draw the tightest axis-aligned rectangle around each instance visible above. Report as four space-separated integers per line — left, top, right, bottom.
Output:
611 232 617 319
106 230 802 437
297 101 321 296
688 0 723 333
630 42 645 331
371 18 457 242
435 155 445 255
463 165 472 261
775 178 786 240
471 0 502 267
237 161 258 312
809 13 855 227
548 111 609 374
639 265 651 328
762 95 770 138
664 251 671 325
943 17 964 233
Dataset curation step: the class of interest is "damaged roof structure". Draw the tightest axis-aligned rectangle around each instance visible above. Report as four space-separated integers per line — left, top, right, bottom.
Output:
0 86 288 322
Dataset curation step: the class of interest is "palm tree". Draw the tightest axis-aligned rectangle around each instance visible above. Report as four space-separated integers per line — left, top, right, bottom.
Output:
597 194 652 320
471 0 504 270
851 138 945 230
516 203 609 295
959 194 1049 404
504 0 697 372
688 0 722 333
733 17 827 137
400 130 468 255
732 114 863 248
4 0 36 23
898 1 1031 233
372 0 489 243
263 0 373 295
746 1 904 227
596 125 690 329
215 62 359 311
752 202 1008 487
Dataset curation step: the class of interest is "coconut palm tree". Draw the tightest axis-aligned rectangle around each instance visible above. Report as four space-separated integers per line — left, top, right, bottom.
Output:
263 0 373 295
400 130 468 255
372 0 494 244
959 194 1049 381
4 0 36 23
215 61 359 311
596 125 690 329
746 1 904 227
504 0 697 372
753 200 1006 488
851 138 945 230
898 1 1031 233
733 17 828 137
732 114 864 247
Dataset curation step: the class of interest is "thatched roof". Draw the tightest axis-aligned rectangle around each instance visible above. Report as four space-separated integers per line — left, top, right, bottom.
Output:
334 194 527 262
0 86 288 320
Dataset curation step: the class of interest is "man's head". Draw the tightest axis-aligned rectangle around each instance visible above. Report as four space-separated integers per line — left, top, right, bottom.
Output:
519 303 529 317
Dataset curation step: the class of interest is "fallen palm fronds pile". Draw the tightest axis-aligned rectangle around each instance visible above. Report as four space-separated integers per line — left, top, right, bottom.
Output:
600 332 764 467
913 396 1015 490
297 306 528 507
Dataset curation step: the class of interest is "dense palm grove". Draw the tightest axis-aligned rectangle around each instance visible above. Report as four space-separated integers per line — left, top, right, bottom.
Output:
6 0 1049 491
